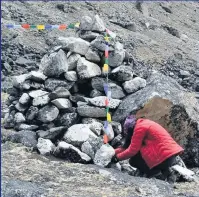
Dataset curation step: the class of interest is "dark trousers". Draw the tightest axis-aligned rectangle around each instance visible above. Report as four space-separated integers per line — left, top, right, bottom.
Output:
129 152 176 178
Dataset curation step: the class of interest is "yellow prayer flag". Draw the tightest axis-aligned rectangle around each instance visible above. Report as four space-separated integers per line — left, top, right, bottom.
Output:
37 25 45 30
75 22 80 27
107 113 111 122
103 64 109 72
104 35 110 42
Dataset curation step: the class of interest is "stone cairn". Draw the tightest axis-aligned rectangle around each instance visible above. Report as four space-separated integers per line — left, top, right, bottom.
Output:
3 15 148 168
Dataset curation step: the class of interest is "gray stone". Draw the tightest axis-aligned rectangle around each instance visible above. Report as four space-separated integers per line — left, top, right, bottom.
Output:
37 126 66 140
2 179 45 197
45 78 74 92
77 57 101 79
85 47 101 63
88 122 103 136
51 98 72 109
90 89 104 98
81 135 103 159
91 77 125 99
77 105 106 117
37 105 59 123
81 141 95 159
64 71 78 81
57 37 90 56
32 94 50 106
14 112 26 123
80 15 105 32
79 31 99 42
26 106 38 121
29 90 48 98
67 53 81 71
19 93 30 105
21 80 44 90
13 73 30 88
179 70 191 78
111 66 134 81
94 144 115 167
6 130 37 148
37 137 55 155
49 87 71 100
64 124 97 146
15 57 34 65
15 102 27 112
3 62 12 73
39 49 68 77
123 77 147 93
55 112 78 127
54 141 91 163
82 118 102 124
88 96 121 109
77 101 88 106
91 35 114 51
109 42 125 67
92 15 106 32
15 123 39 131
4 112 15 129
28 71 47 82
111 134 123 147
113 71 199 166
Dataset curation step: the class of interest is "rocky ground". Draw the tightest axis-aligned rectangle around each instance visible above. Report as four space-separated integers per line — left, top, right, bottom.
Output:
1 1 199 197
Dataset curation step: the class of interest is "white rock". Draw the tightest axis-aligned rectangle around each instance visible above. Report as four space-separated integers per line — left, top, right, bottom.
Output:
29 71 47 82
64 71 78 81
123 77 147 93
57 37 90 56
77 57 101 79
92 15 106 32
89 122 103 136
14 112 26 123
172 165 195 177
64 124 97 146
88 96 121 109
29 90 49 98
32 94 50 106
81 141 95 159
37 138 55 155
94 144 115 167
13 73 30 88
51 98 72 109
19 93 30 105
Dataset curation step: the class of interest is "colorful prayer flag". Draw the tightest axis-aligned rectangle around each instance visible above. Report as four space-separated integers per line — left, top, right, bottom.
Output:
103 134 109 144
37 25 45 30
107 113 111 122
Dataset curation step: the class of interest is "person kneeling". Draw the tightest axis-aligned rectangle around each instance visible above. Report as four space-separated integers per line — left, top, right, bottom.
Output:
111 115 184 183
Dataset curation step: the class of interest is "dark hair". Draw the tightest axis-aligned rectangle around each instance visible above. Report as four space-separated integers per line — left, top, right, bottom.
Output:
122 125 135 149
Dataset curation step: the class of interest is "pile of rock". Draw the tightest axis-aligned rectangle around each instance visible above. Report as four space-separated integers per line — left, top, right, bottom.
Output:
3 15 145 167
3 15 199 170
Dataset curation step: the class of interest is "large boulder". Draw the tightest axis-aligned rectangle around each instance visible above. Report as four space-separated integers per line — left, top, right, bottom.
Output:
113 71 199 166
77 57 101 79
39 49 68 77
57 37 90 56
54 141 91 163
67 53 81 71
63 124 98 146
49 87 71 100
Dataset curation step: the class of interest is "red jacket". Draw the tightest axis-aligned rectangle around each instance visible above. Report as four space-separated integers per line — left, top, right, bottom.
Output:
115 118 184 169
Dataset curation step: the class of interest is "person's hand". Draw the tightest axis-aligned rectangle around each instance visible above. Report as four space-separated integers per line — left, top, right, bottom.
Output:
111 155 119 163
